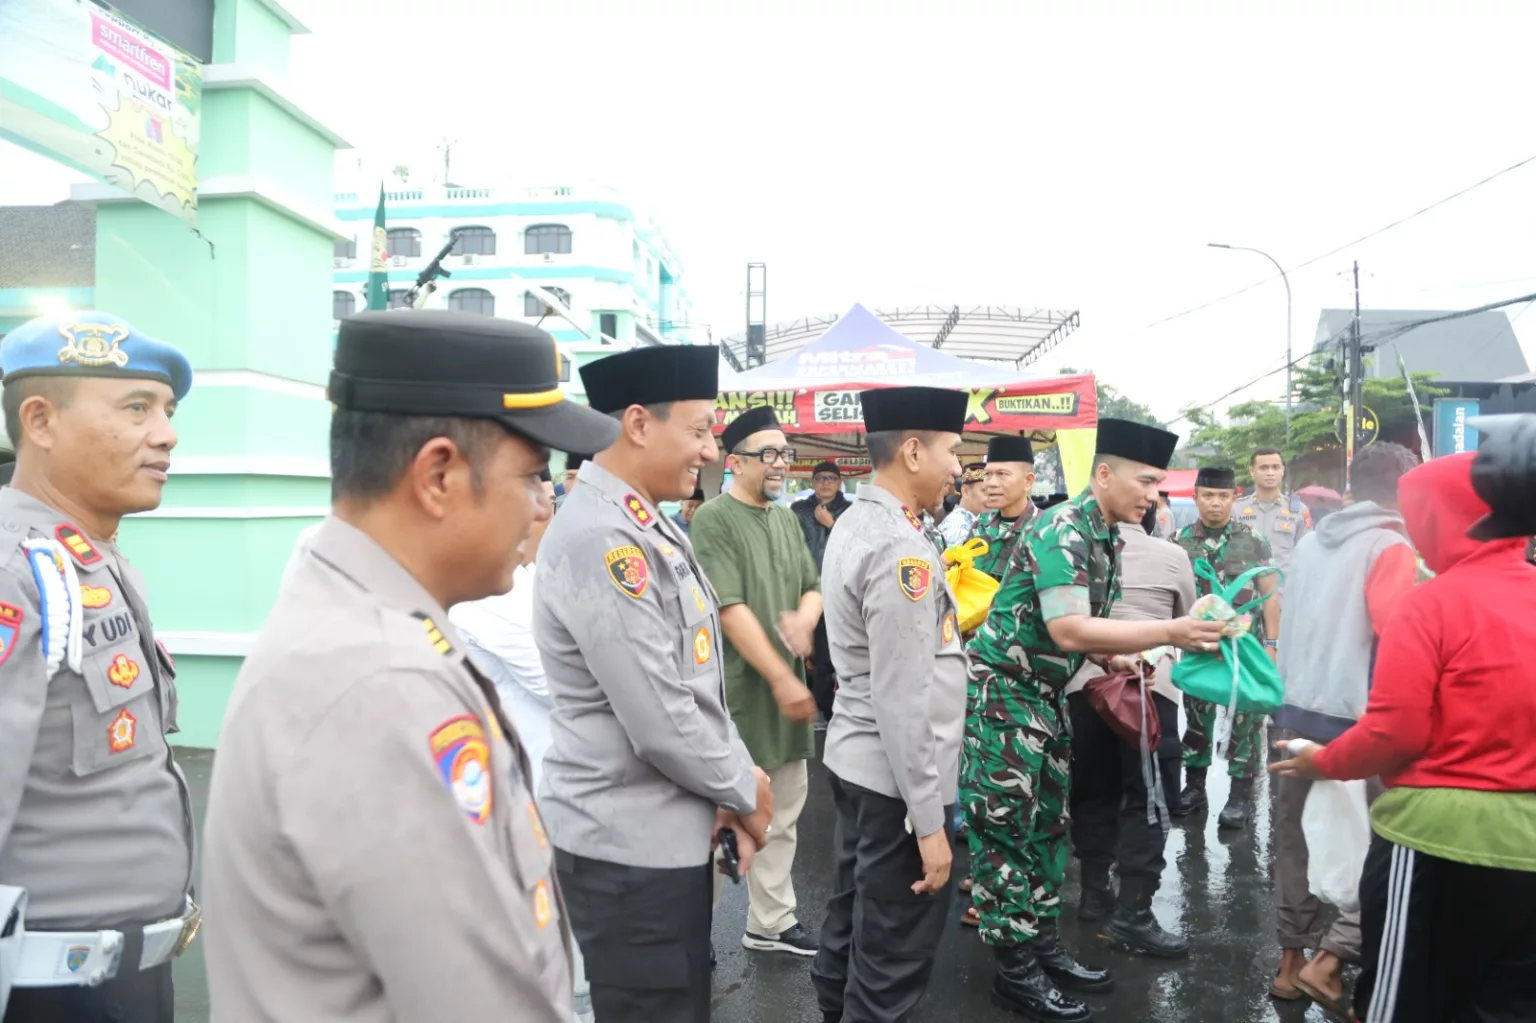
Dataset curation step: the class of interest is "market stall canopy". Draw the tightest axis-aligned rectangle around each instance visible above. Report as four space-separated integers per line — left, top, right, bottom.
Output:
713 303 1099 492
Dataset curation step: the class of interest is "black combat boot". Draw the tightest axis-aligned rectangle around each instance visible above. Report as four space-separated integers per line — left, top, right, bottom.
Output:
1028 920 1114 993
1173 766 1207 817
991 945 1093 1021
1218 776 1254 830
1077 861 1116 923
1101 876 1190 959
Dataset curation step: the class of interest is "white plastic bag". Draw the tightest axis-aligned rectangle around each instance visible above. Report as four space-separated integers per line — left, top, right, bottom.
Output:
1300 770 1371 913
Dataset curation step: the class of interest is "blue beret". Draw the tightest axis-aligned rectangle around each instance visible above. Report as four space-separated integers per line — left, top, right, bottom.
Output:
1 312 193 401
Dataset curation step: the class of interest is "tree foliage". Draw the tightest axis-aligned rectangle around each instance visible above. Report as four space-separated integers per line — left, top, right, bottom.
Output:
1179 360 1449 488
1059 367 1160 427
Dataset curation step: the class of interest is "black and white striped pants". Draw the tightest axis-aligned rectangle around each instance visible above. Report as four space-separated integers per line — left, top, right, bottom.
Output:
1356 833 1536 1022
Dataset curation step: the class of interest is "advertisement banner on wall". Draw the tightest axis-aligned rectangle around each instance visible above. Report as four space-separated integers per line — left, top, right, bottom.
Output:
1433 398 1481 456
0 0 202 225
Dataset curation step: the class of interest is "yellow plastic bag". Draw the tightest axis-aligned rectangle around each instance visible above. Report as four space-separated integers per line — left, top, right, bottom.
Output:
943 538 1001 633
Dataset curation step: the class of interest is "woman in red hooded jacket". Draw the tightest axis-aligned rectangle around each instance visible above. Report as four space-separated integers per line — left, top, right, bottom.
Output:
1272 443 1536 1023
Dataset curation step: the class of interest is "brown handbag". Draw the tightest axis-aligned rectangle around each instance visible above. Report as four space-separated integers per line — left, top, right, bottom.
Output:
1083 668 1161 751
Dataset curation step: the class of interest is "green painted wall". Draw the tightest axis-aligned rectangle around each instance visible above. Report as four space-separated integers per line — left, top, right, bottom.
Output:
92 3 339 748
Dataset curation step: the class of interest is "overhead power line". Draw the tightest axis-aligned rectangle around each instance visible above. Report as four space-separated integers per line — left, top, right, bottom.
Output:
1165 289 1536 426
1145 151 1536 330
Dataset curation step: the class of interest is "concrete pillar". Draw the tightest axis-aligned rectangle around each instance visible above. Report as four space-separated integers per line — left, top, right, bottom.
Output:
74 0 347 746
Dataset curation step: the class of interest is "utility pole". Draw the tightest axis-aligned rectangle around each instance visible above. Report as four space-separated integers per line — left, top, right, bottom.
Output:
1343 260 1365 492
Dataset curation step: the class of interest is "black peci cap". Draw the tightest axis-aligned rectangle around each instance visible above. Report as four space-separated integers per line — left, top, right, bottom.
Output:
329 310 618 454
1466 414 1536 541
580 344 720 414
986 435 1034 464
1194 465 1236 490
721 405 781 453
566 453 589 472
1095 418 1179 470
860 386 967 434
688 486 706 502
813 460 841 478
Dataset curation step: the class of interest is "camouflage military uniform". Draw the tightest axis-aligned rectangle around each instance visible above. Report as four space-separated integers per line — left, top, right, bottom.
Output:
1171 520 1274 780
962 493 1120 946
968 504 1039 584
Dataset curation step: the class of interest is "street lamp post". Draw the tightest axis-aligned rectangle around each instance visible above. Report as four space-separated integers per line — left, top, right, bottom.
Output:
1208 242 1293 438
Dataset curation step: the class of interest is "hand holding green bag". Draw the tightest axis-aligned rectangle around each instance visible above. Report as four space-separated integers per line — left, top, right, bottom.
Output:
1171 561 1285 716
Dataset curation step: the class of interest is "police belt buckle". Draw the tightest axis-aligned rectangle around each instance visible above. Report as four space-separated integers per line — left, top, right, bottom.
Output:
139 898 201 970
169 899 201 960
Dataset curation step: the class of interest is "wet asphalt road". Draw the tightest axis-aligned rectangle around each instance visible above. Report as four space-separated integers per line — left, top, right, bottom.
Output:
173 739 1340 1023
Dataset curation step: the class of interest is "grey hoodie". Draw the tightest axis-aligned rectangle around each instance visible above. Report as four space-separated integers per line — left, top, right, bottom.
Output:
1276 501 1410 741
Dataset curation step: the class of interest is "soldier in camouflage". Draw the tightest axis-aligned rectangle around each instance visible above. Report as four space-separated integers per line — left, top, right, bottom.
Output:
961 420 1224 1022
969 436 1038 582
1170 465 1282 832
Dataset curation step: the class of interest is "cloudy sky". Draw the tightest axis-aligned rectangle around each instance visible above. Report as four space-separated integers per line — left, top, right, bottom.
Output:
7 0 1535 425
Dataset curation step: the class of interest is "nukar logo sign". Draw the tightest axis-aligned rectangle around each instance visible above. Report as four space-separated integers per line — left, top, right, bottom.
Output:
796 344 918 379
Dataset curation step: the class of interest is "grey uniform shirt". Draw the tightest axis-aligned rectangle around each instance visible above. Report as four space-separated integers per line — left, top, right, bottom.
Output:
1066 523 1195 704
0 487 191 928
1233 493 1310 576
535 462 758 869
202 518 573 1023
821 482 968 837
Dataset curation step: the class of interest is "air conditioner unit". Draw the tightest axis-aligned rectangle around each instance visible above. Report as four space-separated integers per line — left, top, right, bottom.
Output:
462 253 477 265
541 252 555 264
391 255 406 267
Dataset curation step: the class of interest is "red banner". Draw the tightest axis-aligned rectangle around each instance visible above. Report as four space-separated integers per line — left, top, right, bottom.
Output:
713 376 1097 435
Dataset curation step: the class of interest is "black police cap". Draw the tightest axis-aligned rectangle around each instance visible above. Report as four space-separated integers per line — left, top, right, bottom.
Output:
1095 418 1179 470
580 344 720 414
329 310 618 454
860 386 967 434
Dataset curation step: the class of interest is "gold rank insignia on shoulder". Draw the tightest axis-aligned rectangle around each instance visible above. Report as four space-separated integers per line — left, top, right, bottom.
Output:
55 524 102 566
412 612 453 655
898 557 932 601
622 493 655 528
902 507 923 532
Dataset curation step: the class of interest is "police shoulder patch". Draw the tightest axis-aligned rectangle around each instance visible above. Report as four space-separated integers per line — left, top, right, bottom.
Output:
429 714 493 824
898 557 932 601
605 545 649 598
622 493 656 528
0 602 21 667
55 524 101 566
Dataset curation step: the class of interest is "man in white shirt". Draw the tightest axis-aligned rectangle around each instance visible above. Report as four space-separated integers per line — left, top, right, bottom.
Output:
448 470 592 1023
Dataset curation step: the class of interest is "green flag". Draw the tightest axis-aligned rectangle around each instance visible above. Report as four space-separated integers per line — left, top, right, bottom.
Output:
365 185 389 310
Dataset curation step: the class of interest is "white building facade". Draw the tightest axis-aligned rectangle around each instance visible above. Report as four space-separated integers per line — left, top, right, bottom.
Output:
331 184 696 352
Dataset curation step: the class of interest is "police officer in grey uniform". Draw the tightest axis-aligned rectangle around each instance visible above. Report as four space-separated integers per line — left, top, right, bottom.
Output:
810 386 969 1023
1233 446 1311 576
0 313 199 1023
201 311 617 1023
535 344 773 1023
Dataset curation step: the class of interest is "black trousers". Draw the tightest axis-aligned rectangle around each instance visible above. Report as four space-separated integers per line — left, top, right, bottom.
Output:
810 772 955 1023
1067 691 1180 881
1355 833 1536 1022
3 962 173 1023
810 618 838 721
554 848 713 1023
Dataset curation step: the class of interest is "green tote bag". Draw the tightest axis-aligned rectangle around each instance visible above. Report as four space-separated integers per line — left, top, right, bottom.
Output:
1170 561 1285 715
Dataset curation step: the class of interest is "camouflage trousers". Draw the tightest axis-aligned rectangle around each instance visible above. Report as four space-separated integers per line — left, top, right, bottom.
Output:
960 682 1070 947
1181 695 1265 779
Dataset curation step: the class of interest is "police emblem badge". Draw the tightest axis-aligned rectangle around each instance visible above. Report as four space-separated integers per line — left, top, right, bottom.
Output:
942 614 955 644
57 321 130 369
605 545 649 598
0 602 21 667
108 708 137 753
429 715 493 824
898 557 932 601
65 945 90 973
107 653 140 688
693 626 711 664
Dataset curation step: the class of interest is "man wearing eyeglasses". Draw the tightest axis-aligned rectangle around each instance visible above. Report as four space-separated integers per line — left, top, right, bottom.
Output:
793 461 852 722
690 406 824 958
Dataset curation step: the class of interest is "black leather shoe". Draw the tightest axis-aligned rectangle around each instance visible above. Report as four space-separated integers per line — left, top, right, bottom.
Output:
1173 767 1207 817
1218 776 1253 830
1077 862 1115 923
1100 877 1190 959
1029 921 1114 993
991 945 1093 1021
